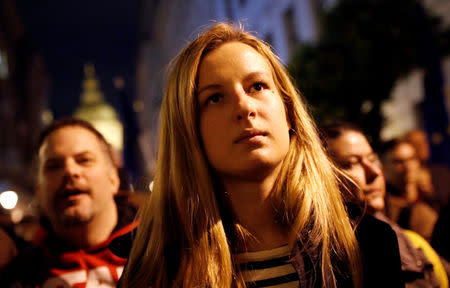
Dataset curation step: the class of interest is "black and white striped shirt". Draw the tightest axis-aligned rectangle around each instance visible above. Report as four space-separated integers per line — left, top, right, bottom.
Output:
234 245 299 288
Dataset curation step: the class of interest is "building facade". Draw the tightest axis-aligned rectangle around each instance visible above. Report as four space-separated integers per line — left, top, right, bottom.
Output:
0 0 49 224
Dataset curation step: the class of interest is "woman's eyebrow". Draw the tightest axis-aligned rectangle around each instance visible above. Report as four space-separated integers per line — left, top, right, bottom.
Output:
197 71 271 96
197 84 222 96
243 71 270 82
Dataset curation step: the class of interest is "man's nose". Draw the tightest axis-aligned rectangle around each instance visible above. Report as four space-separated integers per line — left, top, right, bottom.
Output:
64 159 81 178
404 160 418 174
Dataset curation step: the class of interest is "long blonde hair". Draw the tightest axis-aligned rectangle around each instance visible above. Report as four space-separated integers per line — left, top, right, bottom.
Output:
120 22 362 288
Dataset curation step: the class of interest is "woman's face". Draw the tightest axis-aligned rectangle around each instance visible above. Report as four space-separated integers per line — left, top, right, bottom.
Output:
328 131 385 211
197 41 290 181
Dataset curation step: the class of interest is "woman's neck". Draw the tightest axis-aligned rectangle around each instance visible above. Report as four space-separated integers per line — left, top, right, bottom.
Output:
222 168 289 251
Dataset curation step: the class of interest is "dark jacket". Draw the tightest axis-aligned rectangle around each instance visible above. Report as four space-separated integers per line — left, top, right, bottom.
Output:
375 212 445 287
348 205 404 288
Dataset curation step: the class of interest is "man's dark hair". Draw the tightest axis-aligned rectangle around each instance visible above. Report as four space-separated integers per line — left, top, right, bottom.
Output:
36 118 115 165
318 122 364 150
379 138 417 163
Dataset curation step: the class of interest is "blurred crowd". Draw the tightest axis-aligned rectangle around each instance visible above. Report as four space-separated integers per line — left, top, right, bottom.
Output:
321 124 450 287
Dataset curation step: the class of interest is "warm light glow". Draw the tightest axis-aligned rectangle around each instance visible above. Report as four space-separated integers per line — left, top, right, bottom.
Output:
41 109 54 125
11 209 24 224
92 120 124 151
133 100 144 112
0 190 18 210
149 181 154 192
360 100 373 114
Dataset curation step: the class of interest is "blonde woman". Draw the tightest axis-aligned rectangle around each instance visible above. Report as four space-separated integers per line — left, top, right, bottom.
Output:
113 23 403 288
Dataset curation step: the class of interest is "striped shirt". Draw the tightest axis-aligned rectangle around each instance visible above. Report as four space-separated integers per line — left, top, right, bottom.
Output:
234 245 299 288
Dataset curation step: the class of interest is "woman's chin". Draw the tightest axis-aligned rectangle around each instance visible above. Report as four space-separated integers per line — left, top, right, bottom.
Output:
368 198 385 212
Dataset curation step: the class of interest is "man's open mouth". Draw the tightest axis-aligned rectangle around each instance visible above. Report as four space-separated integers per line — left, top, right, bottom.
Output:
61 189 85 199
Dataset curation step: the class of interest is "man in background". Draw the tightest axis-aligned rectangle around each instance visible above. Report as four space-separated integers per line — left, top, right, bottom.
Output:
405 129 450 210
0 118 138 287
382 139 438 241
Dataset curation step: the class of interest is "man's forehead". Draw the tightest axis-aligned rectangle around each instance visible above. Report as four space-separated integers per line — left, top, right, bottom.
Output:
39 126 104 158
393 143 415 156
386 144 416 163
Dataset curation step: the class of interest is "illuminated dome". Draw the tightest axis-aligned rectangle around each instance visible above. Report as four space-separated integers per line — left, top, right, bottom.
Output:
73 64 123 151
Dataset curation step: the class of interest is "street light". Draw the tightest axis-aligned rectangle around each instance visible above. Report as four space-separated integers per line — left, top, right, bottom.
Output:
0 190 18 210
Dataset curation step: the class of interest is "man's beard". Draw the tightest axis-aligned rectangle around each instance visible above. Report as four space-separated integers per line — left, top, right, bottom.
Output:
60 213 94 226
57 207 95 226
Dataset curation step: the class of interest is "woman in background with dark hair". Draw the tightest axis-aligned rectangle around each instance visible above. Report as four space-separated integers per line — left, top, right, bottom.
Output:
321 122 449 288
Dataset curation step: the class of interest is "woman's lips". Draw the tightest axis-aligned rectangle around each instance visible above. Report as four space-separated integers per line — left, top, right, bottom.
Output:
234 129 267 144
364 189 384 197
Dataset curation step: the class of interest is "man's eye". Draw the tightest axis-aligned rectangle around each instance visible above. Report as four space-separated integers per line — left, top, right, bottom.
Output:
78 157 93 164
44 162 61 170
205 94 221 105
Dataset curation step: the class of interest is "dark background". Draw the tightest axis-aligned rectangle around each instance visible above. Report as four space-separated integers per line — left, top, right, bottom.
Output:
17 0 139 119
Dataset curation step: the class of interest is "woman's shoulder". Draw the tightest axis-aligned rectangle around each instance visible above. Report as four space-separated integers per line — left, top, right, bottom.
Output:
358 212 396 236
346 202 398 241
348 204 405 288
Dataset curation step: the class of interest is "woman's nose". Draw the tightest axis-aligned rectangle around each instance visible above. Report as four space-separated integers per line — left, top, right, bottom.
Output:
364 161 382 183
233 88 257 121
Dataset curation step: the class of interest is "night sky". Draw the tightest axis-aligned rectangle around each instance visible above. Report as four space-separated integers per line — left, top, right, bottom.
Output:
17 0 139 119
